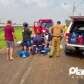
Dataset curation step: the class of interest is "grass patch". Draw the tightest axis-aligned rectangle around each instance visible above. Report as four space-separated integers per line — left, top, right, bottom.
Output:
15 27 23 41
0 26 23 48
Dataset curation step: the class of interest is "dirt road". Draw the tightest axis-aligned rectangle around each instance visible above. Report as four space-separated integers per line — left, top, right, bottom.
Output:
0 49 84 84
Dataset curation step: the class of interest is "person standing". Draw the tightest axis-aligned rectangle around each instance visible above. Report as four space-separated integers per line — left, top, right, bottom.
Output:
49 21 64 57
22 23 32 54
4 20 16 61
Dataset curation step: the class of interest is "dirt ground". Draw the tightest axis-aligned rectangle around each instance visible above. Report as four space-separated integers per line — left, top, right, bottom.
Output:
0 48 84 84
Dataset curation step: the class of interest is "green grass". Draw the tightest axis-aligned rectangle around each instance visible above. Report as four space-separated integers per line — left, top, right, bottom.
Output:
0 26 23 48
15 27 23 41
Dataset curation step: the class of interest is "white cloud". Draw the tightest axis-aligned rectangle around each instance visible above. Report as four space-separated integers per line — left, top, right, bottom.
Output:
22 0 50 8
61 3 71 9
0 0 50 8
0 0 83 23
0 0 10 6
34 0 49 7
0 0 19 7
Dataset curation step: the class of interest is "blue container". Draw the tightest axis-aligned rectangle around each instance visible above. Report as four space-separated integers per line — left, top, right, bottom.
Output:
41 47 50 54
17 50 30 58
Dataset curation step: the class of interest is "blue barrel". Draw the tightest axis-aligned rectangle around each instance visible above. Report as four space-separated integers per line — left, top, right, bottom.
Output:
17 50 30 58
41 47 50 54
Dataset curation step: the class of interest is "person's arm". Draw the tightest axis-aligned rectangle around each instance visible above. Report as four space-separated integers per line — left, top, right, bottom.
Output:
22 31 24 41
51 26 54 36
3 27 6 40
12 32 16 39
12 27 16 40
50 26 54 40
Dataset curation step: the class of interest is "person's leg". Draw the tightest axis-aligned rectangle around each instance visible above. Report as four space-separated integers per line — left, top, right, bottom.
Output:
28 46 32 53
45 40 49 48
6 48 10 60
28 46 33 59
29 39 32 53
9 41 14 60
54 38 58 57
9 47 14 60
49 38 55 57
45 35 48 47
6 41 10 60
56 38 61 57
23 46 27 51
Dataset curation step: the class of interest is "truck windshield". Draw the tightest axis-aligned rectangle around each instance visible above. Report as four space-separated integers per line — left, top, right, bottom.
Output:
41 22 53 28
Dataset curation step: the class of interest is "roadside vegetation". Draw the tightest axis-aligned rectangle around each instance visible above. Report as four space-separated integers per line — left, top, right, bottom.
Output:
0 26 23 48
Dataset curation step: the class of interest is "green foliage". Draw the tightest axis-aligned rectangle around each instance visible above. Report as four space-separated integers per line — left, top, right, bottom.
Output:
0 26 23 48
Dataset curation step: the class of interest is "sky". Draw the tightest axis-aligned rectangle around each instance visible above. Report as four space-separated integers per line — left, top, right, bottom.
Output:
0 0 84 24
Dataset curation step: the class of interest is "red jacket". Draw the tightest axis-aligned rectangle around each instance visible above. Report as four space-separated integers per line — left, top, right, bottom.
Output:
33 26 42 34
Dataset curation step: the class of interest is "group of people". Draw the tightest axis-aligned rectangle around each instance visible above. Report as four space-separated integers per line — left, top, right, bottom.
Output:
4 20 65 61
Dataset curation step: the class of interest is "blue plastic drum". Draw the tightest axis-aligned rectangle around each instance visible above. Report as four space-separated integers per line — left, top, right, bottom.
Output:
41 47 50 54
17 50 30 58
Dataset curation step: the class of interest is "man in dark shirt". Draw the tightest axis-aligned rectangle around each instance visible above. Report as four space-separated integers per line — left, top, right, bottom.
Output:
22 23 32 53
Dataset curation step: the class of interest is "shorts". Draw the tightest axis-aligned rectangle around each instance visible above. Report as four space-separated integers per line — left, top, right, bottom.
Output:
6 41 14 48
22 39 32 47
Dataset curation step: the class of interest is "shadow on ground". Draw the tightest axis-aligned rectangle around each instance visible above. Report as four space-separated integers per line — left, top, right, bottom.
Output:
65 51 84 59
